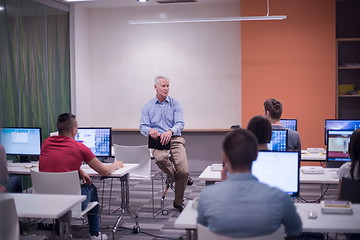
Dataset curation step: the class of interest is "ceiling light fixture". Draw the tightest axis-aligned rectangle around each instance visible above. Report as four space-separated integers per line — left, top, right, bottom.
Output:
129 0 286 24
137 0 148 2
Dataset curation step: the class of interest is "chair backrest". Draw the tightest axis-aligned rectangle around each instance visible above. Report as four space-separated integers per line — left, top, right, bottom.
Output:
197 224 284 240
30 170 82 217
0 198 20 240
339 177 360 203
49 131 59 136
114 145 151 179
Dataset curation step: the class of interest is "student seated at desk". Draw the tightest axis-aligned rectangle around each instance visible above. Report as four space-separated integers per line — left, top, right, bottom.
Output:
0 143 22 193
264 98 301 151
337 129 360 180
197 129 302 238
337 129 360 240
247 115 272 151
39 113 123 240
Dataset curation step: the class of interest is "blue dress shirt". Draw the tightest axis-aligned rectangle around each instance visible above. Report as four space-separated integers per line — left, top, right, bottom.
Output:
139 96 185 137
197 173 302 238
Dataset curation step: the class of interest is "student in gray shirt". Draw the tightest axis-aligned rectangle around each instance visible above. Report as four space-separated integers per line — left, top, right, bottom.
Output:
197 129 302 238
264 98 301 151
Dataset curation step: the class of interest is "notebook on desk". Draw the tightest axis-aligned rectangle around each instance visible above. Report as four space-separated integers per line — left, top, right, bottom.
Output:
148 136 170 150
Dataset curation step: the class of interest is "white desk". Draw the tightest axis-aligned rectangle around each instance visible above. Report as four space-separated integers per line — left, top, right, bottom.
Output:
199 166 340 185
7 162 139 178
198 166 221 185
1 193 85 239
7 162 139 239
174 201 360 236
174 200 197 239
301 152 326 161
300 168 339 184
295 203 360 233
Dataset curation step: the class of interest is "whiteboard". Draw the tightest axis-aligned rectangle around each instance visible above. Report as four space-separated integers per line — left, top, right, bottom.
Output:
74 3 241 129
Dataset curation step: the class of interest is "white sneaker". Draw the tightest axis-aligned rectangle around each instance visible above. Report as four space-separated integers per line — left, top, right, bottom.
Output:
89 233 108 240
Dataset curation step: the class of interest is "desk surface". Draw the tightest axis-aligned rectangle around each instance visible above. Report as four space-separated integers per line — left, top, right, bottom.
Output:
174 201 360 234
7 162 139 177
198 166 339 185
0 193 85 219
300 168 339 184
301 152 326 161
296 203 360 233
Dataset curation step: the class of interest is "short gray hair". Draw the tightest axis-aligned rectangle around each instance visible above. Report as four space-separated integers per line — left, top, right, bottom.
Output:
154 75 169 85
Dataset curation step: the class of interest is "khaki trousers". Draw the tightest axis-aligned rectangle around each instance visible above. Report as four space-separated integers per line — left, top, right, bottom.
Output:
153 136 189 206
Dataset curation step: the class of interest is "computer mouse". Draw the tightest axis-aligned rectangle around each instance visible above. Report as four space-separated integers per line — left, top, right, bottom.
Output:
308 211 317 219
25 164 33 168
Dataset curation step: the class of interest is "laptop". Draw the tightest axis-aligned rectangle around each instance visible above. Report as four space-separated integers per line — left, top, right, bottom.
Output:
148 136 170 150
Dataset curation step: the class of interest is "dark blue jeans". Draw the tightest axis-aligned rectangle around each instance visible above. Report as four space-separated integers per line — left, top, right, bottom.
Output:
81 183 100 236
6 176 22 193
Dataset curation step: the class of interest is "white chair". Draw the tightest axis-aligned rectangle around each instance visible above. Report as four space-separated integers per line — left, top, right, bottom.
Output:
114 144 153 179
113 144 167 216
30 170 99 237
49 131 58 136
197 224 285 240
0 198 20 240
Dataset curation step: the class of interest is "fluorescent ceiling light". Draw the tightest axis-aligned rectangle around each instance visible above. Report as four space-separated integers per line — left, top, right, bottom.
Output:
129 15 287 24
0 6 4 11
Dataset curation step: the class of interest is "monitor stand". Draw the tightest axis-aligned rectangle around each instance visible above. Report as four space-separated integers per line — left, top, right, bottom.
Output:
18 156 31 163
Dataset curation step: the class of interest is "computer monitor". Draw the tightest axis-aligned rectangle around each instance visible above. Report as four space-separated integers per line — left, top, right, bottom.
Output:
268 129 288 151
0 127 42 156
324 119 360 144
280 119 297 131
326 130 353 165
75 127 112 157
252 151 300 197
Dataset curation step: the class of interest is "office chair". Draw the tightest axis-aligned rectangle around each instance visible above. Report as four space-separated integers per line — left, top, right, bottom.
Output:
339 177 360 203
113 144 170 217
30 170 99 239
197 224 284 240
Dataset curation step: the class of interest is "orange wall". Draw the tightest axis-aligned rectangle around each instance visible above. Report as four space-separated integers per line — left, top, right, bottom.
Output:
241 0 336 149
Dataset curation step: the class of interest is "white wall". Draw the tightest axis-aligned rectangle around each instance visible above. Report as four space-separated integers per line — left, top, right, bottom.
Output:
72 3 241 129
71 4 91 126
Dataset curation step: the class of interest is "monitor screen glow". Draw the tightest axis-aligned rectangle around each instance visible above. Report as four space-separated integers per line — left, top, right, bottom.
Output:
268 129 288 151
75 128 112 157
324 119 360 144
0 127 42 155
280 119 297 131
326 130 353 162
252 151 300 197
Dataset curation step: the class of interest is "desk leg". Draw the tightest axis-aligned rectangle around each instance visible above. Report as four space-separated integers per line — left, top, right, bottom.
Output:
112 173 140 239
58 210 72 240
110 174 130 214
185 229 197 240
